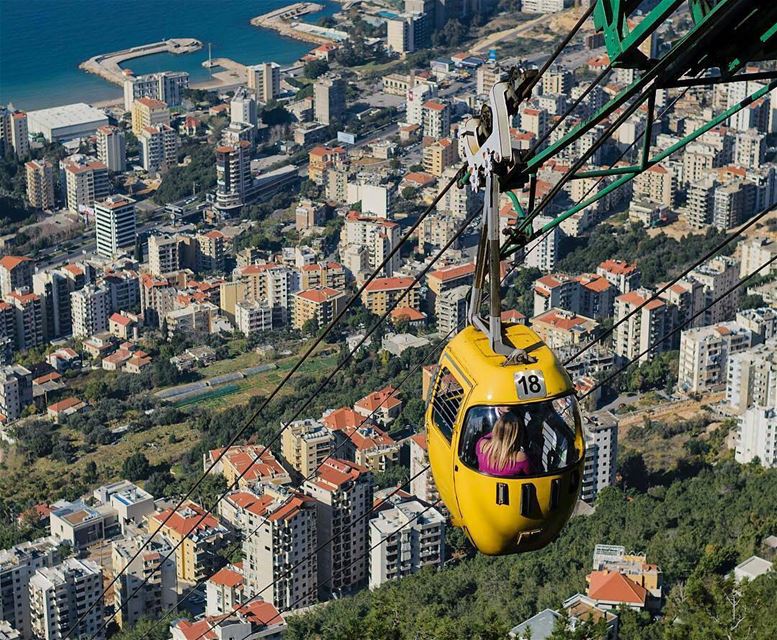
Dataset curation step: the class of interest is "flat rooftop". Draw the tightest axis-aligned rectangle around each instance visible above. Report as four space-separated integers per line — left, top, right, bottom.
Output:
27 103 108 131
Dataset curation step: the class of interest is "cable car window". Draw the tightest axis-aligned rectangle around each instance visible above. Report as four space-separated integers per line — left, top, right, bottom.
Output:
458 395 580 476
431 367 464 442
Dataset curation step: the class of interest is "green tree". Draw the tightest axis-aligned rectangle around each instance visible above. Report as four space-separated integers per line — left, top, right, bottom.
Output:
304 59 330 79
122 453 152 481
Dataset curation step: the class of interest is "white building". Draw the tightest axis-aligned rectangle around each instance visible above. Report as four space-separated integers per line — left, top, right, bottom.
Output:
63 156 109 214
123 71 189 111
0 364 32 423
581 412 618 503
726 338 777 413
248 62 281 104
29 558 104 640
436 284 469 334
339 211 401 279
523 215 559 271
409 433 438 504
234 299 273 336
678 322 753 394
613 289 676 365
368 499 445 589
70 285 111 338
740 236 777 280
0 537 61 638
281 418 334 478
689 256 740 325
522 0 567 14
736 307 777 344
735 406 777 468
242 491 318 610
139 124 178 173
95 195 136 258
27 103 108 142
95 125 126 173
111 536 176 629
231 87 257 127
303 458 373 597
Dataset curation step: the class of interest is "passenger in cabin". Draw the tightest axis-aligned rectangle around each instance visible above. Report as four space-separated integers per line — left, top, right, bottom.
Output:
476 411 533 477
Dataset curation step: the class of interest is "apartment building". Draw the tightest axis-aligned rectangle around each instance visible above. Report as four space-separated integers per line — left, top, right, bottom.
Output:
524 215 559 271
340 212 401 279
0 255 33 298
314 74 346 125
633 164 676 207
281 418 335 477
123 71 188 110
0 537 60 638
303 458 373 597
368 498 445 589
308 145 347 184
726 338 777 412
95 196 136 258
613 289 676 364
362 277 421 315
5 291 45 352
299 262 346 291
25 159 55 210
130 97 170 135
597 259 641 294
354 385 403 426
436 284 469 334
678 322 753 393
234 263 298 325
32 264 90 340
531 309 599 350
215 141 254 214
204 444 291 489
409 433 438 504
581 412 618 503
736 307 777 343
148 501 230 582
0 364 32 422
426 262 475 317
735 406 777 468
29 559 104 640
476 61 503 96
111 536 176 629
242 491 319 610
422 100 451 140
658 276 705 330
422 138 458 177
522 0 566 14
205 564 245 617
235 299 273 336
247 62 281 103
139 124 178 172
533 274 580 318
292 287 347 330
95 125 126 173
1 109 30 158
740 236 777 279
70 285 111 338
322 408 401 472
148 234 180 275
689 256 740 325
196 230 226 273
49 500 118 550
63 157 109 214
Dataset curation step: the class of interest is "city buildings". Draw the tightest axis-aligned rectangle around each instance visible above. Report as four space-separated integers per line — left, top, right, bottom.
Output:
111 536 177 629
0 108 29 157
362 277 421 315
613 289 676 364
123 71 189 110
70 284 111 338
409 433 438 504
314 74 346 125
303 459 373 597
368 498 445 589
581 411 618 503
94 195 136 258
247 62 281 103
235 299 274 336
292 287 347 330
139 124 178 172
281 418 335 477
689 256 740 325
0 364 32 421
26 103 107 143
531 308 599 349
340 212 401 278
726 338 777 412
735 406 777 468
63 157 109 213
215 141 254 214
130 97 170 136
95 125 127 173
148 501 230 582
29 558 104 640
24 159 55 210
678 321 753 393
0 255 33 298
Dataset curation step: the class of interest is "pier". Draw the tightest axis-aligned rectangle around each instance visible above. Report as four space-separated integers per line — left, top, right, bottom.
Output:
79 38 202 86
251 2 343 45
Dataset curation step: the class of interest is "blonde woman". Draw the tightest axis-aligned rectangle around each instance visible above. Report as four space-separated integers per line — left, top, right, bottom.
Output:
476 411 533 476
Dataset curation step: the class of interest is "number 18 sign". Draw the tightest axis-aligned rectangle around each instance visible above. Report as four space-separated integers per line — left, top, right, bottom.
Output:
514 370 547 400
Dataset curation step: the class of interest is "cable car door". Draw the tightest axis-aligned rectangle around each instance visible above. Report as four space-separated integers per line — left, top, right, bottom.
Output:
427 358 471 525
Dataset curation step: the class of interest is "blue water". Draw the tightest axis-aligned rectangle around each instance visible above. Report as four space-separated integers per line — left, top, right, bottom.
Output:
0 0 337 110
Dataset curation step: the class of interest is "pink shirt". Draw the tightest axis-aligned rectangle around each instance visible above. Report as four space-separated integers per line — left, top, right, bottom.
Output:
476 434 532 476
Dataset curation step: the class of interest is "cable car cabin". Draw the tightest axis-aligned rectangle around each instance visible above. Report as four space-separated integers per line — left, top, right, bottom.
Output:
425 323 584 555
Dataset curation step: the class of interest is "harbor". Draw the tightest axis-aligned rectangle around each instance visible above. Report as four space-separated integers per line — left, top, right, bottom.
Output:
251 2 347 45
79 38 203 86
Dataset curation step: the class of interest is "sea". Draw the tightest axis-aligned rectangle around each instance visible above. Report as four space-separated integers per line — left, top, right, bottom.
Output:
0 0 339 111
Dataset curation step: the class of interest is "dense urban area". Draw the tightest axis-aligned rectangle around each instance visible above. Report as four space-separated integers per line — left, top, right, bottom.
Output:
0 1 776 639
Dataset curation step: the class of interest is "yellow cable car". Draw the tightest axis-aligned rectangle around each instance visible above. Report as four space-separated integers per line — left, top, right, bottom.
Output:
425 78 584 555
425 324 584 556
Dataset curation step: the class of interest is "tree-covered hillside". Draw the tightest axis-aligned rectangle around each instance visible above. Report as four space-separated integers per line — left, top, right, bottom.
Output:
286 462 777 639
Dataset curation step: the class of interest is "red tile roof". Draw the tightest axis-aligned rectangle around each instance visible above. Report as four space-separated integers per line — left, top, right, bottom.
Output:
355 385 401 413
429 262 475 282
599 259 638 275
314 458 368 491
209 566 244 589
364 277 416 293
588 570 648 606
267 494 314 523
151 500 222 538
295 287 342 304
0 256 31 270
241 599 284 626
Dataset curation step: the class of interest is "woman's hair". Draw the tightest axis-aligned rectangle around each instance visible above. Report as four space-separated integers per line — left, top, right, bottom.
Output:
480 412 524 470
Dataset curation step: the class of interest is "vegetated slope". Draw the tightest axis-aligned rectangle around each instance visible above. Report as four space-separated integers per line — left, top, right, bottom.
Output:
286 462 777 640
